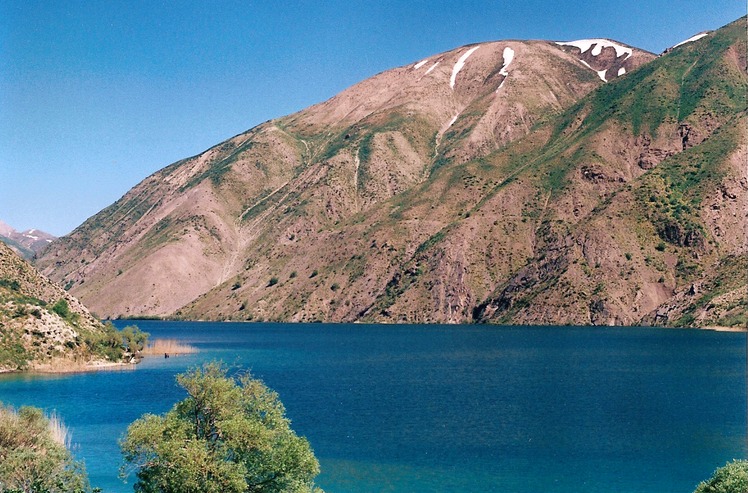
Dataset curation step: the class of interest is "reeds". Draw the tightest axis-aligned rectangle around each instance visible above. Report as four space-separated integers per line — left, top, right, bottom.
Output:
142 338 198 356
47 411 70 448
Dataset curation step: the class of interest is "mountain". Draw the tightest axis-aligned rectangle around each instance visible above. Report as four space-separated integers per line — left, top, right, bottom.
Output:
0 221 56 260
0 242 139 372
36 18 747 328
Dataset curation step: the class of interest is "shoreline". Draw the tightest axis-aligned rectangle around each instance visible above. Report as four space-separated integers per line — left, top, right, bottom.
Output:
0 359 139 376
701 325 748 333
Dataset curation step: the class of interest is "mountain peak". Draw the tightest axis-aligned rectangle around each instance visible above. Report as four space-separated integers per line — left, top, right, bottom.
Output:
35 17 747 328
0 221 56 260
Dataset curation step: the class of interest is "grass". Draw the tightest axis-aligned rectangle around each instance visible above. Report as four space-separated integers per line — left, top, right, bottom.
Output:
142 339 198 356
47 411 70 448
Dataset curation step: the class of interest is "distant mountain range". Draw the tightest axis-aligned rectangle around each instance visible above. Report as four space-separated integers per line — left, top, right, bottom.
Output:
36 17 747 328
0 221 56 260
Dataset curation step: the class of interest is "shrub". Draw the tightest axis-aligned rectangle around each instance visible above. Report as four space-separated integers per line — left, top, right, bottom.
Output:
51 299 71 319
693 460 748 493
120 362 323 493
0 278 20 291
0 404 92 492
120 325 149 354
267 277 279 287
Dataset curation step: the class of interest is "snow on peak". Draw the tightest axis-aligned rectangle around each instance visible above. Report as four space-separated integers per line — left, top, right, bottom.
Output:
413 59 429 70
499 47 515 76
556 39 633 59
450 46 481 89
671 32 708 49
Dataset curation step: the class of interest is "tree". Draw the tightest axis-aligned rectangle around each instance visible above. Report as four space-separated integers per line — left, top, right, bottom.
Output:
0 404 92 493
120 325 149 355
120 362 323 493
693 460 748 493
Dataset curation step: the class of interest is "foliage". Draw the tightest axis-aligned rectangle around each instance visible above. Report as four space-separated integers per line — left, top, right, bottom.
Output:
80 323 149 362
120 362 323 493
121 325 149 354
51 299 72 319
0 279 20 291
693 460 748 493
0 329 29 370
0 404 92 493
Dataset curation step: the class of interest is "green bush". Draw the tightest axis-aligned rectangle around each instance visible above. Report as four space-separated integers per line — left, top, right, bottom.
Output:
0 404 92 492
120 362 323 493
120 325 149 355
51 299 71 319
0 279 20 291
80 323 145 361
693 460 748 493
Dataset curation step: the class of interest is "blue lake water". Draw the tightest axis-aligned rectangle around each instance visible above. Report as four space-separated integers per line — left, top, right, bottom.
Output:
0 322 745 492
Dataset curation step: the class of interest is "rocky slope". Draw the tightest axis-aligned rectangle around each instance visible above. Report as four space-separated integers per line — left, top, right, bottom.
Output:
0 242 138 372
36 18 747 328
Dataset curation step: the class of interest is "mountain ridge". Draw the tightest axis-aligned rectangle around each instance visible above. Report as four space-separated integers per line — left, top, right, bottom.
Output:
36 18 747 327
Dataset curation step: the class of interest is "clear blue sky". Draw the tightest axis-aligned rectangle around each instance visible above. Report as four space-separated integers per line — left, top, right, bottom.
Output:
1 1 744 236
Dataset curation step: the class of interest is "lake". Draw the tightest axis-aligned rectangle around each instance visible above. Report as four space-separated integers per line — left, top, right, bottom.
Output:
0 322 745 492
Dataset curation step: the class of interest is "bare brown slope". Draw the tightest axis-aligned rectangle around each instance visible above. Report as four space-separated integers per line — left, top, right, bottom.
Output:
36 38 652 319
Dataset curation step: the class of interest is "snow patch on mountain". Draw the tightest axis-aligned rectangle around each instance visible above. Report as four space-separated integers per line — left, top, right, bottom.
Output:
450 46 481 89
556 39 632 59
618 67 626 76
577 59 607 82
499 47 515 76
424 61 439 75
413 59 429 70
672 32 708 49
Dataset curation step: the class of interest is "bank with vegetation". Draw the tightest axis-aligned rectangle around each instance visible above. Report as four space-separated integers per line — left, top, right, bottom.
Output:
0 242 147 372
